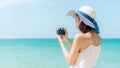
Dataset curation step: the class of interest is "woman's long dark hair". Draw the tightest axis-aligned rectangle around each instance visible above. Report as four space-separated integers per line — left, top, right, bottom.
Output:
79 22 99 34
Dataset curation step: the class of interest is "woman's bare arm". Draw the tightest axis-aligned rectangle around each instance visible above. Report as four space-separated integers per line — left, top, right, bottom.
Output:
63 28 73 48
65 38 72 48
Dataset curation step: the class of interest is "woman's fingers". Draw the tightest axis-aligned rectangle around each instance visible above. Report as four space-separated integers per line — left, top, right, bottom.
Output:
55 27 69 42
63 27 68 37
64 28 67 32
55 33 62 40
55 33 64 43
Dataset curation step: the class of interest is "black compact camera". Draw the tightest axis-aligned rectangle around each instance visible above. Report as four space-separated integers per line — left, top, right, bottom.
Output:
56 28 65 35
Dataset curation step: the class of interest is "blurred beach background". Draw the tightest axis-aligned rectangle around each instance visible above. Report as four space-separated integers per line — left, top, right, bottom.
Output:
0 0 120 68
0 39 120 68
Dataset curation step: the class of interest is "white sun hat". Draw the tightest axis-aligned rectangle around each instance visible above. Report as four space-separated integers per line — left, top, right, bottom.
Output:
66 6 99 33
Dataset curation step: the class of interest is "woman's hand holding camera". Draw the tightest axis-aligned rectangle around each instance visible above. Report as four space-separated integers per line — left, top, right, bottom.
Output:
56 27 68 43
62 28 68 41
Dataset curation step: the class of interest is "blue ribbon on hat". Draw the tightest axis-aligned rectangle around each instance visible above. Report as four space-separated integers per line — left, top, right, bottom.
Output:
77 10 99 33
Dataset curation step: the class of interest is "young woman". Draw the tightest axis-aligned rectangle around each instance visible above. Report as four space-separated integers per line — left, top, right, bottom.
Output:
56 6 101 68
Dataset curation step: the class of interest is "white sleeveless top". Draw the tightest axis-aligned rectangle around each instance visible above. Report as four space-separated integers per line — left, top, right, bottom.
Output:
70 44 101 68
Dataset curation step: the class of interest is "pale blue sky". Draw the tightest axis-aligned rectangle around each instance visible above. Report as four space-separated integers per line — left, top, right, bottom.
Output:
0 0 119 39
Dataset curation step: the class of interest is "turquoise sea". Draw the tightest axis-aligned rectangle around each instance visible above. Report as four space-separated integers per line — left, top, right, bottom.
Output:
0 39 120 68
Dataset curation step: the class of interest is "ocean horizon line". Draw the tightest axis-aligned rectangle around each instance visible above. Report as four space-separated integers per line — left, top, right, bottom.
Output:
0 38 120 40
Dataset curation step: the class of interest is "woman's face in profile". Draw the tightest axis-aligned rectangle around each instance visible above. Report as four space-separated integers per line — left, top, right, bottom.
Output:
75 14 82 28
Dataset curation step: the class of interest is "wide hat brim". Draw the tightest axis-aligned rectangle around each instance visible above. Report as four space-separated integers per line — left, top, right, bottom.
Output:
66 9 95 28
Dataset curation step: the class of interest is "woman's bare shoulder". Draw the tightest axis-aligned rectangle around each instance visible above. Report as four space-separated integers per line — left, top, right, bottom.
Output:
74 34 89 43
74 34 90 52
